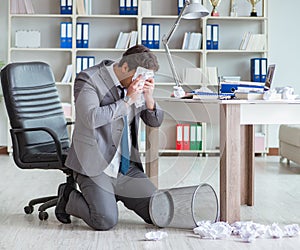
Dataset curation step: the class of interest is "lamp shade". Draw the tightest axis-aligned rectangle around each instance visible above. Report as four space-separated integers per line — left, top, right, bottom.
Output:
182 0 209 19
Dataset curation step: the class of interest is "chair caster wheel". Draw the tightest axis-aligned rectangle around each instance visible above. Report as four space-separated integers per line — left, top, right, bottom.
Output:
39 211 49 221
24 205 34 214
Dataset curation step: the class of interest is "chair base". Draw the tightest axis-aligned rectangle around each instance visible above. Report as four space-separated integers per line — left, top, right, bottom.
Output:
23 175 75 221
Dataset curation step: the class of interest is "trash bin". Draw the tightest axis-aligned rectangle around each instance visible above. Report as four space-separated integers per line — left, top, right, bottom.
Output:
149 183 219 229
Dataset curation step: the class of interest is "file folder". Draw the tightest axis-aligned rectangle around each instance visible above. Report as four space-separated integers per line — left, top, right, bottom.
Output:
183 124 190 150
212 24 219 50
148 24 154 49
82 57 88 71
251 58 261 82
260 58 267 83
60 22 68 48
76 56 82 74
176 124 183 150
142 24 147 47
88 56 95 68
190 124 197 150
82 23 89 48
60 0 67 14
132 0 138 15
178 0 184 15
153 24 160 49
76 23 83 48
66 22 72 48
126 0 131 14
66 0 72 14
196 124 202 150
206 24 212 50
119 0 126 15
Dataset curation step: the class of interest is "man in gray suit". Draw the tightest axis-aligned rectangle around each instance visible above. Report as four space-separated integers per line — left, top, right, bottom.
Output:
55 45 164 230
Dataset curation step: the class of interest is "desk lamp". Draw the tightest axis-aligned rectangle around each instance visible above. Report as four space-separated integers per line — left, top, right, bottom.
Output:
162 0 209 98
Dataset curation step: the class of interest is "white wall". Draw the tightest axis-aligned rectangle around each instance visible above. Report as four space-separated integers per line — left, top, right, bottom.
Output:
268 0 300 147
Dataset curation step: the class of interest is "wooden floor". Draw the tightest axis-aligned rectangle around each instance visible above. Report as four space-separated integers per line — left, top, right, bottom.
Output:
1 154 300 249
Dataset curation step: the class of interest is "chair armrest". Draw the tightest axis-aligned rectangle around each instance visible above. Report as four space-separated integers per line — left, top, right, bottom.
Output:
10 127 64 166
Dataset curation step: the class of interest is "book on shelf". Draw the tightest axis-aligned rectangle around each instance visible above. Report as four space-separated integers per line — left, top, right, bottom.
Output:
240 32 266 51
76 0 86 15
115 32 130 49
11 0 35 14
182 32 202 50
61 64 73 83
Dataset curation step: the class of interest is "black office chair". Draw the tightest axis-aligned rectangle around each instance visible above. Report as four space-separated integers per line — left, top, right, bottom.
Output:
0 61 74 221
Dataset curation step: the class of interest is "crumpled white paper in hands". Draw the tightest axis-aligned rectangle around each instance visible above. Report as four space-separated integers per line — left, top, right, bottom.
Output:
145 231 168 241
193 221 300 243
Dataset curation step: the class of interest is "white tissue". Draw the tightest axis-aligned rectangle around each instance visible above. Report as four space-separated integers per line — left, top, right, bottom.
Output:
263 89 281 100
193 221 232 239
193 221 300 243
145 231 168 241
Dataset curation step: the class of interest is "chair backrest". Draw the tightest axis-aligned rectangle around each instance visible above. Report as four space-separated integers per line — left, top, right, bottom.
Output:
0 62 70 167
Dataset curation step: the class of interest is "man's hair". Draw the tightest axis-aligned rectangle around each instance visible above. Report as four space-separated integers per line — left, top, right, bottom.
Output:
118 45 159 72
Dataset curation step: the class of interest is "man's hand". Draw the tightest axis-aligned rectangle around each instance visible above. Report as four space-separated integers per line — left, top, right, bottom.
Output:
143 78 155 110
125 75 144 105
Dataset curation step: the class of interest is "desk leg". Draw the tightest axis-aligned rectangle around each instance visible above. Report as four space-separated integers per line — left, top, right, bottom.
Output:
240 125 255 206
220 104 241 223
145 126 159 188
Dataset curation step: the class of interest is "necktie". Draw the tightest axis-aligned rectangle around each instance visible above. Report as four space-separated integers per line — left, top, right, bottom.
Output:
119 87 130 174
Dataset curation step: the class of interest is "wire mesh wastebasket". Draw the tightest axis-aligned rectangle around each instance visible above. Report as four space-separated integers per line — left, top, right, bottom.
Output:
149 184 219 229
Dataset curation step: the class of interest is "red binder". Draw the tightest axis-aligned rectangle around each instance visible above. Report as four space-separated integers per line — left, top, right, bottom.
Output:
176 124 183 150
183 124 190 150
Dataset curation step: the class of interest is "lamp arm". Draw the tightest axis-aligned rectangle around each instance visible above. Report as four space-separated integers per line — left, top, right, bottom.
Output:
162 0 190 87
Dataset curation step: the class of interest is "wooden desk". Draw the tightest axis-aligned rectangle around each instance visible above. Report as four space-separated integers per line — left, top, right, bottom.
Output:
145 98 300 223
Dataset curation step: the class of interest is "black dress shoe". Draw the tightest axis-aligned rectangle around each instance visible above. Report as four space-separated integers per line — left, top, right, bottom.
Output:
55 183 71 224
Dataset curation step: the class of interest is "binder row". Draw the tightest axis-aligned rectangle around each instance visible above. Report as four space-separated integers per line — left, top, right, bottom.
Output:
60 22 90 48
119 0 138 15
251 58 267 82
76 23 89 48
60 22 72 48
60 0 72 14
176 123 202 151
76 56 95 74
141 24 160 49
206 24 219 50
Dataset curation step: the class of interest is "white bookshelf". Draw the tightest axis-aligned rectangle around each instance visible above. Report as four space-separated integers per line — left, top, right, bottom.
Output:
6 0 269 154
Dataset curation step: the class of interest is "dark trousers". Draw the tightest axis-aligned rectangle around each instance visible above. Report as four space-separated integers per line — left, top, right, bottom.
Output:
65 164 157 230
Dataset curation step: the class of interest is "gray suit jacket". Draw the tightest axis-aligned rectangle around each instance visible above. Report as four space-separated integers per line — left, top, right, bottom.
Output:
65 60 164 177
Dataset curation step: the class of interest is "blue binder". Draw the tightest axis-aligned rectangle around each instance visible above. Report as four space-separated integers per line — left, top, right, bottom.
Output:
119 0 126 15
66 22 72 48
206 24 213 50
142 24 148 47
82 23 89 48
153 24 160 49
251 58 261 82
178 0 184 15
132 0 138 15
76 23 83 48
60 22 72 48
212 24 219 50
260 58 268 83
61 0 72 14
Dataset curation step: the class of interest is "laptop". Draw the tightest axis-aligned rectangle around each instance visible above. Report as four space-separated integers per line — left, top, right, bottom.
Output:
264 64 276 91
